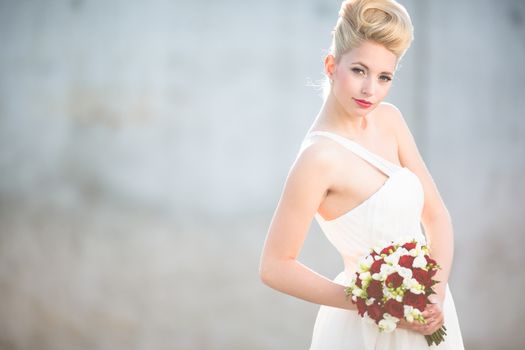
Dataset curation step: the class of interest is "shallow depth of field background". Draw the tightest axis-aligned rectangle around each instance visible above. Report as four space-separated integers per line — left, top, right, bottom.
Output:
1 0 524 349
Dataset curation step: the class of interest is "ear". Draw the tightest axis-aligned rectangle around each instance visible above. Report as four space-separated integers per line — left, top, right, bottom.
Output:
324 54 336 79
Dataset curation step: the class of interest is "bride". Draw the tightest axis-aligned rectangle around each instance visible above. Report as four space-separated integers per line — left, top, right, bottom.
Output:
259 0 465 349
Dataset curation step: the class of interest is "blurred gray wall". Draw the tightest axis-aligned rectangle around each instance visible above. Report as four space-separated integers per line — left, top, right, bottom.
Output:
1 0 524 349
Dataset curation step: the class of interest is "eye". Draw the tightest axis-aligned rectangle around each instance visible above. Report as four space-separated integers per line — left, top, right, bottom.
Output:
351 67 365 75
379 75 392 82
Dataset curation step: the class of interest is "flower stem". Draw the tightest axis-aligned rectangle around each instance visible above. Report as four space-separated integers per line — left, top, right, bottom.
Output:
424 325 447 347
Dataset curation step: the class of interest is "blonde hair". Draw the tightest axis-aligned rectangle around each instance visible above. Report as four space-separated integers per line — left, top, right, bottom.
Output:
331 0 414 63
316 0 414 99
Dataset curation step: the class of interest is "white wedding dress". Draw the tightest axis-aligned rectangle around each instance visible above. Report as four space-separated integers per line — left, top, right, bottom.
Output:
301 131 465 350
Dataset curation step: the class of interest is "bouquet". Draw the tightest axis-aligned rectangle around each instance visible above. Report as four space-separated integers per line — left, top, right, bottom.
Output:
344 238 447 346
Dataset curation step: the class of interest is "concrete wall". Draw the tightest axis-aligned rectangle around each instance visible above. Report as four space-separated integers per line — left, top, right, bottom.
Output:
0 0 524 349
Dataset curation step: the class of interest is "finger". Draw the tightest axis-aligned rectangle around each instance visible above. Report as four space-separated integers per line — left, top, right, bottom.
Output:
422 305 438 317
418 318 437 332
425 320 444 335
431 313 444 327
399 320 421 332
398 320 416 331
398 323 413 331
414 321 430 333
423 307 443 321
422 323 437 335
396 321 407 329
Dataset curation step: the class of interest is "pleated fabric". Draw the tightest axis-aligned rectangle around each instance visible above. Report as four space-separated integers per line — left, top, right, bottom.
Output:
301 131 465 350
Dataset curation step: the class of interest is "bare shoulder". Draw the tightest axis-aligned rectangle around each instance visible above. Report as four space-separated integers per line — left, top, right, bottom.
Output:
373 101 405 133
376 102 419 150
291 136 341 177
268 137 342 237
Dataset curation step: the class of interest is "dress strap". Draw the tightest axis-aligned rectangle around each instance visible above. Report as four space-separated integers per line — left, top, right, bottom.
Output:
305 130 398 177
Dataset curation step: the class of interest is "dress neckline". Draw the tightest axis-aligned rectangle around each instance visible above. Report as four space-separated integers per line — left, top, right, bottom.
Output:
306 130 408 223
306 130 402 170
315 167 407 222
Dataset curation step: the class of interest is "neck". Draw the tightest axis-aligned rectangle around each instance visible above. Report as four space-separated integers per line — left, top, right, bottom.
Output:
314 92 369 138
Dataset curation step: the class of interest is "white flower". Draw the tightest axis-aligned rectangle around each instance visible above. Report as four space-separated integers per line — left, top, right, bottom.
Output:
380 264 395 277
359 255 374 272
396 247 409 256
404 305 414 316
403 277 419 290
404 305 414 322
397 267 413 279
412 254 427 268
403 305 423 323
409 283 425 294
378 313 399 333
383 288 395 300
410 246 420 257
384 252 400 265
359 271 372 282
352 287 366 298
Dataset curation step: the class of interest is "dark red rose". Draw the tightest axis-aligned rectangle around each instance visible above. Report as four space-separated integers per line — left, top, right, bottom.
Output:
399 255 415 268
367 302 384 323
413 268 432 288
356 298 366 317
367 280 383 299
380 245 395 255
370 259 384 274
429 268 438 277
425 255 437 267
402 242 417 250
384 299 404 318
403 291 427 312
385 272 403 289
355 272 362 288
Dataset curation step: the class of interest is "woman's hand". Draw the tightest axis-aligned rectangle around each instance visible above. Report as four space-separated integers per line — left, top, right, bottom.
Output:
397 298 444 335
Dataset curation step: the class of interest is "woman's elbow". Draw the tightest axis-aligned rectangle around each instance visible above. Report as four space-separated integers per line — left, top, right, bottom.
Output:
259 256 288 288
259 259 274 286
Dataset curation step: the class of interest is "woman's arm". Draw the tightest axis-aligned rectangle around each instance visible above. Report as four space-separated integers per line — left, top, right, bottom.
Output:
259 142 357 311
387 103 454 303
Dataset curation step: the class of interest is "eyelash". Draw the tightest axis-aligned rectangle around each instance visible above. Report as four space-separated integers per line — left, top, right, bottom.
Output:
351 67 392 82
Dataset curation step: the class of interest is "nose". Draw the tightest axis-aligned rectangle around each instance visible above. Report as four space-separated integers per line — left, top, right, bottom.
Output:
361 76 375 96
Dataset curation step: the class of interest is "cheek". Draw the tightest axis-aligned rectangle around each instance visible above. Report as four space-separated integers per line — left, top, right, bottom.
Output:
336 71 358 93
336 70 353 85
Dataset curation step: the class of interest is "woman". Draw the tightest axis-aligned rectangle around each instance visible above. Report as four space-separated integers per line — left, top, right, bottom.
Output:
259 0 464 349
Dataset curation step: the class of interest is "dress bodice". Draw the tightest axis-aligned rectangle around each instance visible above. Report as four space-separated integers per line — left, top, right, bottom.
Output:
301 131 426 277
304 131 465 350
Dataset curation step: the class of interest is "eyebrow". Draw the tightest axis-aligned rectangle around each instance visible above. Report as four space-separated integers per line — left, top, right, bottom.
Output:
351 61 394 76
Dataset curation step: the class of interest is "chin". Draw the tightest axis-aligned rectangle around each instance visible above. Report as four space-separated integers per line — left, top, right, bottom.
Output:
354 106 374 116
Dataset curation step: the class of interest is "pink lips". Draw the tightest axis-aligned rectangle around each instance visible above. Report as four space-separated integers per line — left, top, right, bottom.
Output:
354 98 372 108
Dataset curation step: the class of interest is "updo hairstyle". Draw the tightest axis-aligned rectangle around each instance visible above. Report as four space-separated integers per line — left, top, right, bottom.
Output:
330 0 414 64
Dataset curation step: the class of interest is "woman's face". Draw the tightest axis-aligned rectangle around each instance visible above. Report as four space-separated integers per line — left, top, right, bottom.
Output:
327 40 398 116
